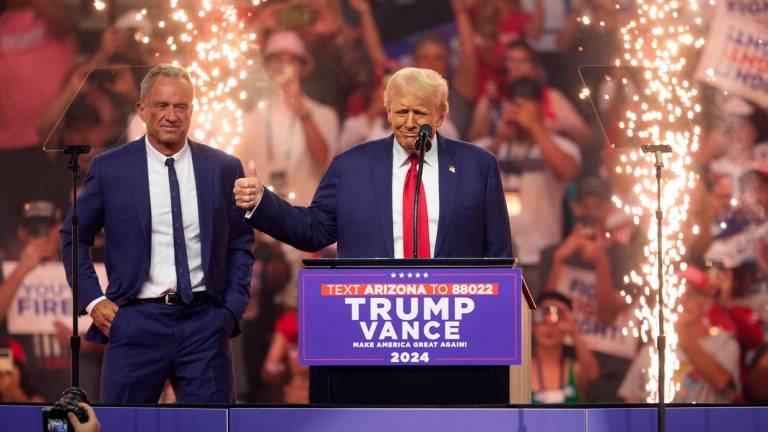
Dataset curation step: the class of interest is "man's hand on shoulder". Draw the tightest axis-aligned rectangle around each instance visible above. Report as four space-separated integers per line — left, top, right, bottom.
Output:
91 299 119 337
234 176 264 212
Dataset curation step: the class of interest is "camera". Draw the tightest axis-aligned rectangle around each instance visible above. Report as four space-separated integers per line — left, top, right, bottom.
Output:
533 305 561 324
21 201 58 238
575 215 599 240
42 387 89 432
25 220 54 239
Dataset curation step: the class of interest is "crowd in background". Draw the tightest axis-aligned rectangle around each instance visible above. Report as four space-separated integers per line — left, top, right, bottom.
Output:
1 0 768 405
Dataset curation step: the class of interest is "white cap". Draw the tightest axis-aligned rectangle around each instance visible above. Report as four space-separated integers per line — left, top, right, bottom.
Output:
264 30 312 66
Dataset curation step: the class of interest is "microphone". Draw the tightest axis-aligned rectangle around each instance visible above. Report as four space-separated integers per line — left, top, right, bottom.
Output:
411 124 432 258
415 124 433 153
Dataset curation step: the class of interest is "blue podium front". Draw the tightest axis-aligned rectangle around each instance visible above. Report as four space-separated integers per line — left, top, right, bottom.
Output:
299 258 533 404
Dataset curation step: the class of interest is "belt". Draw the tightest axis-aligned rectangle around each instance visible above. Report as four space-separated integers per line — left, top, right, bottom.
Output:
134 291 207 306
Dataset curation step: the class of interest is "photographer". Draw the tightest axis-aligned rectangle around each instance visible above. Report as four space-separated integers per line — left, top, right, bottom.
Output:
468 40 591 147
475 76 581 295
67 403 100 432
0 201 61 321
540 177 640 401
0 200 86 401
240 30 337 207
531 292 599 403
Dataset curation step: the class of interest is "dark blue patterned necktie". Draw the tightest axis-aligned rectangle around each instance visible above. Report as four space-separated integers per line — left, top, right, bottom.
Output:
165 157 193 303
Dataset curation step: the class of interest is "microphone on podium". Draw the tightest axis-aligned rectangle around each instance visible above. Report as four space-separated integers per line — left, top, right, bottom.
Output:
415 124 433 153
412 124 432 258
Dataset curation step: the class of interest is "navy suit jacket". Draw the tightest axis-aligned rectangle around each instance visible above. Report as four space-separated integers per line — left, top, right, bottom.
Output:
248 135 513 258
61 138 255 343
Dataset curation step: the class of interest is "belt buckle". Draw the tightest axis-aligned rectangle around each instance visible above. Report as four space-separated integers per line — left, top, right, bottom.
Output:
164 292 178 305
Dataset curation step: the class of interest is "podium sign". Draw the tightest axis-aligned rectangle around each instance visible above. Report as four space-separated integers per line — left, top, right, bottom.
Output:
299 267 521 366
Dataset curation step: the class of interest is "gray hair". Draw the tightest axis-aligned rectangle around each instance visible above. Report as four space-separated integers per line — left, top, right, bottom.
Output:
384 67 449 118
139 64 195 101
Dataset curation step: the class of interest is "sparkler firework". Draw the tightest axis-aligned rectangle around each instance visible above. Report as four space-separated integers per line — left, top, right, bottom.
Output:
598 0 708 402
94 0 265 155
91 0 713 404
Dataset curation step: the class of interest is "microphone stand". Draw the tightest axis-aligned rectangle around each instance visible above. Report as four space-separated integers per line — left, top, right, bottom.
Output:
412 135 429 258
63 144 91 393
641 143 672 432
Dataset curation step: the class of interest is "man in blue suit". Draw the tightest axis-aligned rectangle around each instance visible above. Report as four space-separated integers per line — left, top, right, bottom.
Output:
234 67 512 259
234 67 512 405
61 64 254 403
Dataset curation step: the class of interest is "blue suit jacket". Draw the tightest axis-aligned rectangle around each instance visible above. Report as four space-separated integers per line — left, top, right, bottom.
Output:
249 135 513 258
61 138 255 343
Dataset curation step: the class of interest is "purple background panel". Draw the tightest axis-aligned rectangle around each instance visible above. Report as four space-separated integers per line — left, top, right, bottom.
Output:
667 406 768 432
1 405 41 431
585 407 655 432
95 406 228 431
0 404 227 432
230 408 585 432
587 406 768 432
299 267 522 366
5 405 768 432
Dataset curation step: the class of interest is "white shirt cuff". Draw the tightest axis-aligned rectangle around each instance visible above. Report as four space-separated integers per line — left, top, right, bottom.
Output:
85 296 107 315
244 187 265 220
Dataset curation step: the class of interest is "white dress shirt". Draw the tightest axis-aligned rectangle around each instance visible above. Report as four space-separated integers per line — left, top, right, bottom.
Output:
86 136 206 313
392 137 440 258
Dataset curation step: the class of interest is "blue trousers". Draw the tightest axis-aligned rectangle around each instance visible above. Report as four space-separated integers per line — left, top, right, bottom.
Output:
100 295 234 403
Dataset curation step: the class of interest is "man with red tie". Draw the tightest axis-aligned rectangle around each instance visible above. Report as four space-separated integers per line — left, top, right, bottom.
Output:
235 67 512 404
234 67 512 260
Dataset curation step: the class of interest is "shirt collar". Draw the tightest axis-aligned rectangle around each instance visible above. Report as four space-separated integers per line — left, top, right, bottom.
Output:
393 134 438 168
144 135 190 165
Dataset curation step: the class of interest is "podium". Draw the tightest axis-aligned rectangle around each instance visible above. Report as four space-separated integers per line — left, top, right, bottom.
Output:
300 258 535 405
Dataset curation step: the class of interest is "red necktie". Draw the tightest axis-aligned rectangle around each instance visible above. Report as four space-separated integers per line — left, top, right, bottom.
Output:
403 155 431 258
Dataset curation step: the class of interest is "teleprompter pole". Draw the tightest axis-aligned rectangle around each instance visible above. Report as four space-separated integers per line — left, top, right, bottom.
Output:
641 143 672 432
63 145 91 389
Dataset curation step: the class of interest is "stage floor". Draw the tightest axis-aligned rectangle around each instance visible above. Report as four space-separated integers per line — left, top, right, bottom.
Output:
4 404 767 431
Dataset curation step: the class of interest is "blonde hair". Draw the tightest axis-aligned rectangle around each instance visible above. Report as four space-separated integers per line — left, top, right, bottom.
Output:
384 67 449 117
139 64 195 101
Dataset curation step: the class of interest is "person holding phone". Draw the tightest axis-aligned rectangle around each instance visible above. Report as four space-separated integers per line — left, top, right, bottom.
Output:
475 76 581 297
531 292 599 403
0 201 61 322
0 201 69 400
540 177 641 402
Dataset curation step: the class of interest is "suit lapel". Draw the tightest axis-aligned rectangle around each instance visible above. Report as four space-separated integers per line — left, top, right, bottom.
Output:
371 137 394 257
189 141 213 274
435 135 459 256
128 139 151 254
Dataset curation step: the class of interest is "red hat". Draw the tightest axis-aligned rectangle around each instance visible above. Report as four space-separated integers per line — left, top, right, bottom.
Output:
3 339 27 365
679 265 715 296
